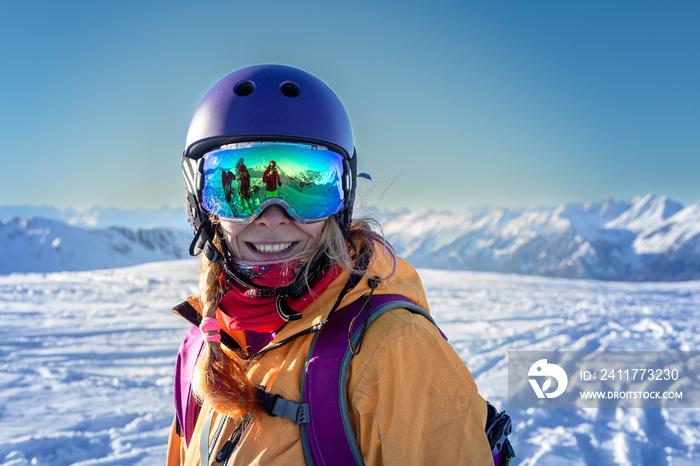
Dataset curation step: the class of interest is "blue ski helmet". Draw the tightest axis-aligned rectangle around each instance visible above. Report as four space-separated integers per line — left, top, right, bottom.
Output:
181 65 358 262
184 64 355 161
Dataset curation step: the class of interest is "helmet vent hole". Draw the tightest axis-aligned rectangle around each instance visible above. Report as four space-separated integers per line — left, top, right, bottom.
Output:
234 81 255 97
280 82 300 98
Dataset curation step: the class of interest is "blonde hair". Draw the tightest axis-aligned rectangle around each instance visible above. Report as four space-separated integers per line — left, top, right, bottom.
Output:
191 217 397 421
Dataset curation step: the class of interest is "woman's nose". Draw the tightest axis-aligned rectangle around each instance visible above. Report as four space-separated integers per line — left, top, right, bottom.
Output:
254 205 292 228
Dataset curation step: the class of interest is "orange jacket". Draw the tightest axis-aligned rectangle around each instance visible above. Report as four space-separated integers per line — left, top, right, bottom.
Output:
167 250 493 465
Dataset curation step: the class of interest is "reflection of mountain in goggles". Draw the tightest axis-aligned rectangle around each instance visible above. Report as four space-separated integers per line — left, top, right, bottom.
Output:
201 142 346 223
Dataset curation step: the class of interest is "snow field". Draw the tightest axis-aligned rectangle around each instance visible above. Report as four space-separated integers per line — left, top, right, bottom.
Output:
0 260 200 465
419 269 700 465
1 260 699 465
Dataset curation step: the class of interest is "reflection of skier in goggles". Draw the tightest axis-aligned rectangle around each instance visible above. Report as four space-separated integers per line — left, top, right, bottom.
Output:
262 160 281 197
221 170 235 202
235 158 253 214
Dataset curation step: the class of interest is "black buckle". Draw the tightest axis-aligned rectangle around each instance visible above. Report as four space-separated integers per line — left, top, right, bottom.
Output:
256 388 281 417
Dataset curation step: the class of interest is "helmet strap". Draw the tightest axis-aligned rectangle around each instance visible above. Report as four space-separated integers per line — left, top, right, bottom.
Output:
186 191 224 265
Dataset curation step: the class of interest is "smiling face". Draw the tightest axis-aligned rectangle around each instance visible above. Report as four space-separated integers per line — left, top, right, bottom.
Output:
219 205 326 262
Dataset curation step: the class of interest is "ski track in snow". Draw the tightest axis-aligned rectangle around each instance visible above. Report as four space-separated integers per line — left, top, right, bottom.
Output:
1 260 699 465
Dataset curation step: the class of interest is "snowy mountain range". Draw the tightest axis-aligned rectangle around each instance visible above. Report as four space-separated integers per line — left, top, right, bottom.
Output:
0 205 188 230
3 194 700 280
0 216 191 274
371 194 700 281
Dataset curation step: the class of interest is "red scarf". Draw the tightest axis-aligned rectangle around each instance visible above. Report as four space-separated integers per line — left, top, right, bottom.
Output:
218 264 342 333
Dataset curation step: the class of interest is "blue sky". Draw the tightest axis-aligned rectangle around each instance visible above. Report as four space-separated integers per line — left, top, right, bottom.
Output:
2 1 699 212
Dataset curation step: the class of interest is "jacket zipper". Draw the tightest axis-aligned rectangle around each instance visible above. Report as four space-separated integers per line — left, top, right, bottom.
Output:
207 414 227 463
217 416 251 465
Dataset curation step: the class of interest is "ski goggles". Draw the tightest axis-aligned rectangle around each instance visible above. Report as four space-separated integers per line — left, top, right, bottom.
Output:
200 142 348 223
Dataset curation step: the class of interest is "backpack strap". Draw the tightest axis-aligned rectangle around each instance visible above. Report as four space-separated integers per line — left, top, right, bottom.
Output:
300 294 434 466
172 300 241 446
253 291 515 466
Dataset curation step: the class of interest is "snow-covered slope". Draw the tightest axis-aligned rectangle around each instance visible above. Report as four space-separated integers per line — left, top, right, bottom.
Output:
1 261 698 464
0 217 191 274
605 193 683 233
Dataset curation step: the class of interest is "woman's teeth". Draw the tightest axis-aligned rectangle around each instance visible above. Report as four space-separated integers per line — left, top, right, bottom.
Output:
253 242 293 253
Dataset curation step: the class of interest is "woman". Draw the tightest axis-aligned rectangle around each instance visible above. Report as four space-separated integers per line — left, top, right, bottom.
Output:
167 65 495 465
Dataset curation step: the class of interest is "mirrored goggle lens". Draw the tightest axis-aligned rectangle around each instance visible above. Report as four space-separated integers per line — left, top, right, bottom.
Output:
201 143 345 222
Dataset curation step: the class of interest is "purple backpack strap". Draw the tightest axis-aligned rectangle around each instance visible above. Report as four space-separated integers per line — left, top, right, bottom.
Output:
174 325 206 446
298 294 515 466
300 294 437 466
